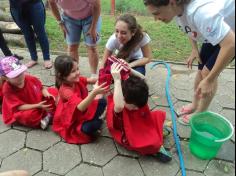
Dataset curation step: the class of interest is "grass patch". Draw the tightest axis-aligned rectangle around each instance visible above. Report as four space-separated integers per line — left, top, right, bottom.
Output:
46 11 191 62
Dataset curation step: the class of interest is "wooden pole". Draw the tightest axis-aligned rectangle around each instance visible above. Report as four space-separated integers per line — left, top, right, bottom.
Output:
111 0 115 15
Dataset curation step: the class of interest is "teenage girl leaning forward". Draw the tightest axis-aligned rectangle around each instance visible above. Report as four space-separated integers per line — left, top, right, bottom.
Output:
144 0 235 125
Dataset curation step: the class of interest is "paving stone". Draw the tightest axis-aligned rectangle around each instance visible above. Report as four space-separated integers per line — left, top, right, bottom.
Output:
43 142 81 175
174 141 209 172
177 123 191 139
216 140 235 162
220 109 235 126
148 98 157 110
66 164 103 176
0 148 42 175
172 88 193 102
0 118 10 133
103 156 144 176
26 129 61 151
115 143 139 158
214 94 235 109
171 74 194 91
176 170 205 176
151 94 169 107
34 171 59 176
81 137 117 166
12 125 33 132
205 160 235 176
208 100 223 114
101 122 112 138
231 129 235 142
0 130 25 158
139 155 179 176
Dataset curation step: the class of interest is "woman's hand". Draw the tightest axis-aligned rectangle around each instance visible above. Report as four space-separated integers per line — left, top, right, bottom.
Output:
59 23 68 39
87 27 98 43
186 49 202 69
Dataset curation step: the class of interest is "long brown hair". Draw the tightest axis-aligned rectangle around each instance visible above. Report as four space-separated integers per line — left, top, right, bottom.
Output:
116 14 144 61
54 55 75 89
143 0 191 7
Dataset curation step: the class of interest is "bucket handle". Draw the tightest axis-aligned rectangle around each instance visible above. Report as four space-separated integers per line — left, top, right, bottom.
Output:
214 114 235 143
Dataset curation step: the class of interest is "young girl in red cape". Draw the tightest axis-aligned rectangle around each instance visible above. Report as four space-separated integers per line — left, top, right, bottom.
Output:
107 63 172 163
0 56 58 129
53 55 108 144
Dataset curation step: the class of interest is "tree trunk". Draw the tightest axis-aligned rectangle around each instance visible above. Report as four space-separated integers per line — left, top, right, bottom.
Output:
0 10 13 22
3 33 26 47
0 21 21 34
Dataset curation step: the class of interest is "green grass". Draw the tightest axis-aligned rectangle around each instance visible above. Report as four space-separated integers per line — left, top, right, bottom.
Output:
46 12 191 62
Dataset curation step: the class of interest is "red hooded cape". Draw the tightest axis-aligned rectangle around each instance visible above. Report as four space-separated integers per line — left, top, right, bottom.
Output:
106 95 165 155
53 77 98 144
2 75 58 128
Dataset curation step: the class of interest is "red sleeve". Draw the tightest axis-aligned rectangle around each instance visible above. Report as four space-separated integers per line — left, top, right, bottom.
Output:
59 86 75 101
79 77 88 87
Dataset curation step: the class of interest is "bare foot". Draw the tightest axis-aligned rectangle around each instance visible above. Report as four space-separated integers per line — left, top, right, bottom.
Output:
178 103 196 116
26 61 38 68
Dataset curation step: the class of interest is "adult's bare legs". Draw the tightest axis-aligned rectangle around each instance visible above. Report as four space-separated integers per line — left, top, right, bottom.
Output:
68 44 79 62
87 46 99 75
195 66 218 112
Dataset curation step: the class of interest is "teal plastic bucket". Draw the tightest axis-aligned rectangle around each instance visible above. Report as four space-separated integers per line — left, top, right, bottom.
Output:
189 111 234 160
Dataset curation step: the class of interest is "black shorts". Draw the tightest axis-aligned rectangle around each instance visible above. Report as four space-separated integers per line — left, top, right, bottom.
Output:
198 43 220 70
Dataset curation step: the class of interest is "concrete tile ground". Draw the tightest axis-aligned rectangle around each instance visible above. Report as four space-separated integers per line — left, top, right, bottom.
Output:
0 49 235 176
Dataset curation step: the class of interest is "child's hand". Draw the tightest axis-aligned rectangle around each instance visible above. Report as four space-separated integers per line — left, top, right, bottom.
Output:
111 63 123 81
92 82 109 95
37 101 53 112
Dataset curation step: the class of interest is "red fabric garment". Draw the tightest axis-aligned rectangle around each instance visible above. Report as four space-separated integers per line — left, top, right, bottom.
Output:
106 95 165 155
53 77 98 144
2 75 58 128
0 83 3 102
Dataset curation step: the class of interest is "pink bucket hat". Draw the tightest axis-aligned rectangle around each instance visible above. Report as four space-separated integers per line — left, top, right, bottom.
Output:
0 56 27 78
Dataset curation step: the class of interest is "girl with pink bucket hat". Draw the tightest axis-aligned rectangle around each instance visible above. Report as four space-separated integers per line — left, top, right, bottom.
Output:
0 56 58 130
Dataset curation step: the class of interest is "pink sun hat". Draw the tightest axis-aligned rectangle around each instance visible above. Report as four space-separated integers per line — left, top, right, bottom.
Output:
0 56 27 78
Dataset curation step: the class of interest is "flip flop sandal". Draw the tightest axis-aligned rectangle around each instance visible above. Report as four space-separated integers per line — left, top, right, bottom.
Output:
178 114 191 126
178 104 195 116
44 61 53 69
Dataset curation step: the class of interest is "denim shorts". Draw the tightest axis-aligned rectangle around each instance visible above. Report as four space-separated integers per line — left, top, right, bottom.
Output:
62 14 102 46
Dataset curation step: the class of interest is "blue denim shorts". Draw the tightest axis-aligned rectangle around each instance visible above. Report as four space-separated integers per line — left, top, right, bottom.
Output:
62 14 101 46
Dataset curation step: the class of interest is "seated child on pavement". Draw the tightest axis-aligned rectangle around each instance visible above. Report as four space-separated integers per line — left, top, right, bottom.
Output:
0 56 58 129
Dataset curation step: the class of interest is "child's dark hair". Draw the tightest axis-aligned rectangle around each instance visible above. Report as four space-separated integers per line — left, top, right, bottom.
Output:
143 0 191 7
116 14 144 61
122 75 149 108
54 55 75 88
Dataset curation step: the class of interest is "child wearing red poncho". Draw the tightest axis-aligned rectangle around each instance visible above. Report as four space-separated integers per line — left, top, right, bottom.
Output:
0 56 58 129
107 63 172 163
53 55 108 144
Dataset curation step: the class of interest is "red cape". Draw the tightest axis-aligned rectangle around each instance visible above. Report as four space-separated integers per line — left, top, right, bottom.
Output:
2 75 58 128
106 95 165 155
53 77 98 144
